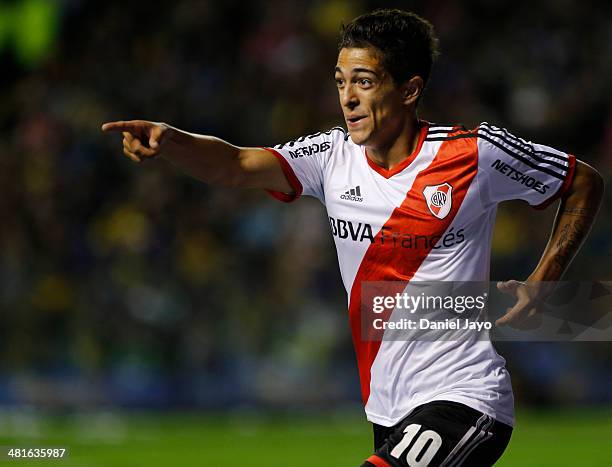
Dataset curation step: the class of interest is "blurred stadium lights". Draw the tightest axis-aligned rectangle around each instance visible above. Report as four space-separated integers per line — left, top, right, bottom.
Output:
0 0 59 68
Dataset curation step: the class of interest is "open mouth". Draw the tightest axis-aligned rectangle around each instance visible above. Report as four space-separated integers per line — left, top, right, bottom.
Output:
347 116 366 124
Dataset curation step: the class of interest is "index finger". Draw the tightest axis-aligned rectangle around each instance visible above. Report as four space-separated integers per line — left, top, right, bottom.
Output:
101 121 137 132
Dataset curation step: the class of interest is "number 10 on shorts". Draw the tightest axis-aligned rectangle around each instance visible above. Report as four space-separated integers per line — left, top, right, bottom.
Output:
390 424 443 466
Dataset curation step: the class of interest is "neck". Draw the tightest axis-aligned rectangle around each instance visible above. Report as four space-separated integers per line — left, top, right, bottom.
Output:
367 116 421 170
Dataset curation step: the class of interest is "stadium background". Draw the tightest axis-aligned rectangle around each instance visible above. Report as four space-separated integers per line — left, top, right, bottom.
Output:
0 0 610 465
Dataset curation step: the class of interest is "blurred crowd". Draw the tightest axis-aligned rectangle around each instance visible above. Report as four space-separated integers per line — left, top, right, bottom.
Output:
0 0 611 410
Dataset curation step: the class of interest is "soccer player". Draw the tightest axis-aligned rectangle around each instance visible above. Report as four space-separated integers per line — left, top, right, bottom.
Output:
102 9 604 466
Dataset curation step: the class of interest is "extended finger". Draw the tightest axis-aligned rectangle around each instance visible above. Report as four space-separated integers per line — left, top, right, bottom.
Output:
102 120 139 132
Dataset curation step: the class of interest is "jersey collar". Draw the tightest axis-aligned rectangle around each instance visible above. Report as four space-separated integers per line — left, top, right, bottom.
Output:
364 121 429 179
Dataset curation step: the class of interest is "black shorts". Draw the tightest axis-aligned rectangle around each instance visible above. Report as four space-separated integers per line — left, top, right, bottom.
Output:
362 401 512 467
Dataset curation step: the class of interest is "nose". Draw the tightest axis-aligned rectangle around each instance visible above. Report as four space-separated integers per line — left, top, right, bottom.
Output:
340 84 359 110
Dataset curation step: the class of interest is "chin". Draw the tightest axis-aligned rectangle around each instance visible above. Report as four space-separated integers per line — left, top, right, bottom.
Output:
348 129 370 146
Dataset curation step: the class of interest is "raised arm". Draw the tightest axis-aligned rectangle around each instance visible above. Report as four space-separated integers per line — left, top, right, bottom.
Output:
496 159 605 327
101 120 293 193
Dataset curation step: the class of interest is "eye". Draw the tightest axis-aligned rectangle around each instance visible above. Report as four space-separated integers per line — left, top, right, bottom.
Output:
335 77 345 88
358 78 373 88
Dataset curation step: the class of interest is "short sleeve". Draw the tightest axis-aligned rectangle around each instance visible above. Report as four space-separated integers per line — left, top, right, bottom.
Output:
264 127 346 204
476 122 576 209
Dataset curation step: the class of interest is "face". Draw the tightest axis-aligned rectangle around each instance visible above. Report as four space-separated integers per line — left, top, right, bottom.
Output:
335 47 410 148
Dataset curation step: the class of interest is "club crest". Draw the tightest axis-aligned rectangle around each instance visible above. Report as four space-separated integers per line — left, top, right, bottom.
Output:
423 183 453 219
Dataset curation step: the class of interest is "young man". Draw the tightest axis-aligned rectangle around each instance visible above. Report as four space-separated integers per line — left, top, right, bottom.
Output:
102 9 603 467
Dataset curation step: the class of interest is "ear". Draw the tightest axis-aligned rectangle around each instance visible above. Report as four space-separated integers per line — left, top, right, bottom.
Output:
401 76 424 106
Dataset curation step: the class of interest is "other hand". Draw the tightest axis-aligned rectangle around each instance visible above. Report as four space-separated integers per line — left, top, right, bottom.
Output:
495 280 551 329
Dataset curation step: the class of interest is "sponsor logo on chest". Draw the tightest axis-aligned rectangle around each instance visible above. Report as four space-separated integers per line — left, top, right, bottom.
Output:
328 216 465 249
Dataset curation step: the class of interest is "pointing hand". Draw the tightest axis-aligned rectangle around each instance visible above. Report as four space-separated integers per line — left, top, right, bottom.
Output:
101 120 169 163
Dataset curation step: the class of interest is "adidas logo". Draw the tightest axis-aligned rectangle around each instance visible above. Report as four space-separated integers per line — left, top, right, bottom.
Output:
340 185 363 202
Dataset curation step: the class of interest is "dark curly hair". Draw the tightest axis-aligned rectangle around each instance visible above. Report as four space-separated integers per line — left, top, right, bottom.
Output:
339 9 440 88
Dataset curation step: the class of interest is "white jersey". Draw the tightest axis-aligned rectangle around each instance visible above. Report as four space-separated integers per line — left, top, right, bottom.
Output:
266 122 575 427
